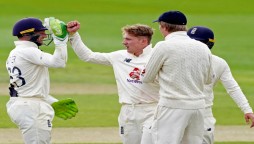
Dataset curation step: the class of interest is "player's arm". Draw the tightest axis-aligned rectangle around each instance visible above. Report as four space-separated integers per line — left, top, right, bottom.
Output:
143 42 165 83
220 61 253 113
22 48 66 68
38 44 67 68
43 95 58 104
220 60 254 127
67 21 111 65
42 17 68 67
24 17 68 68
206 52 213 85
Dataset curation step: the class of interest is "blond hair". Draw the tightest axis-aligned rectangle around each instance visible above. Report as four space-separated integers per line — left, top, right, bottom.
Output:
160 21 187 32
122 24 154 43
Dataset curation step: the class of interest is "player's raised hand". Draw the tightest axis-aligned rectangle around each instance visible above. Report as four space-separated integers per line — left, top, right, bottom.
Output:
44 17 68 45
67 21 80 35
244 113 254 128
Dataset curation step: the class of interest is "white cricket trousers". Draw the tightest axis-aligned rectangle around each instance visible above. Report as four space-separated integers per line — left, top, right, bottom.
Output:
151 105 205 144
142 107 214 144
202 108 216 144
6 97 54 144
118 103 157 144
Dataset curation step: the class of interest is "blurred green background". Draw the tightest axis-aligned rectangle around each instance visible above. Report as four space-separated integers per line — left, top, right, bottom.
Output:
0 0 254 143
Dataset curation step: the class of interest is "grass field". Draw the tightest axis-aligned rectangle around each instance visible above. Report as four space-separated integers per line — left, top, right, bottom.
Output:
0 0 254 143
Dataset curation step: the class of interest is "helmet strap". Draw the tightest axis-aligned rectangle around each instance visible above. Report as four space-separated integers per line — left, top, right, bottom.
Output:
29 34 41 46
22 32 53 47
43 34 53 46
206 41 214 49
22 33 41 46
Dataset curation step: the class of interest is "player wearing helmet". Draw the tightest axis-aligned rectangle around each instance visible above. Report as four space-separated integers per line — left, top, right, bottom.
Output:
6 17 77 144
12 17 52 46
187 26 254 144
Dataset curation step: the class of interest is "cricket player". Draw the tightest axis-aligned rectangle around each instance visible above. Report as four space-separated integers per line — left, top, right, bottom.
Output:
67 21 159 144
187 26 254 144
6 17 78 144
142 10 213 144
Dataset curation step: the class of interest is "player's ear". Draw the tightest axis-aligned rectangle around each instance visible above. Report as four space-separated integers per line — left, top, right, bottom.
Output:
140 37 148 45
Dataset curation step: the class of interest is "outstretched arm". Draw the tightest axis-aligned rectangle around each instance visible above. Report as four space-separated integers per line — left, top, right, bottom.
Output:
66 21 112 65
220 60 254 128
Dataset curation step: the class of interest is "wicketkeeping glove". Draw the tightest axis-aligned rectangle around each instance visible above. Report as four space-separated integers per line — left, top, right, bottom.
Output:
51 98 78 120
44 17 68 45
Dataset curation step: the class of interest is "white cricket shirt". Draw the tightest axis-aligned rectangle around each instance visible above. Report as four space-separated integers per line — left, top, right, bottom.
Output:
6 41 67 103
69 33 159 104
143 31 213 109
205 55 253 114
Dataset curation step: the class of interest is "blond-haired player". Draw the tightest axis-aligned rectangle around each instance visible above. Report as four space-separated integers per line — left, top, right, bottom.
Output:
67 21 159 144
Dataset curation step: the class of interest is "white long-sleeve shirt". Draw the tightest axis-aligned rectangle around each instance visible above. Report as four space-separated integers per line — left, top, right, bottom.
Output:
143 31 213 109
69 33 159 104
205 55 253 114
6 41 67 104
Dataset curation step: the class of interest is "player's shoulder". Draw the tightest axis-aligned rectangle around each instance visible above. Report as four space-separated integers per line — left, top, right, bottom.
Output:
22 46 42 55
109 49 128 59
12 45 40 54
212 55 226 61
212 55 228 66
153 40 172 51
111 49 126 55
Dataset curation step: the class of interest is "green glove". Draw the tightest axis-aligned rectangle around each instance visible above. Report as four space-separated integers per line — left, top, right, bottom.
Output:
44 17 68 41
51 98 78 120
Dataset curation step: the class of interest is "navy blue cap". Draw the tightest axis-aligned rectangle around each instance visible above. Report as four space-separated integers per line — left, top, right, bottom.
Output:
153 10 187 25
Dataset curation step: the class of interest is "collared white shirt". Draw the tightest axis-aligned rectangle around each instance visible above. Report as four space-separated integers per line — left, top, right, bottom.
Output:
143 31 213 109
6 41 67 103
70 33 159 104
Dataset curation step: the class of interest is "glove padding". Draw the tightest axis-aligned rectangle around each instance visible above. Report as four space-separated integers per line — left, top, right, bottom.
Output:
51 98 78 120
44 17 68 45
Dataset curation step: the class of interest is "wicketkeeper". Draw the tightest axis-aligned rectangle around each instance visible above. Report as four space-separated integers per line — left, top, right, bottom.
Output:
6 17 78 144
